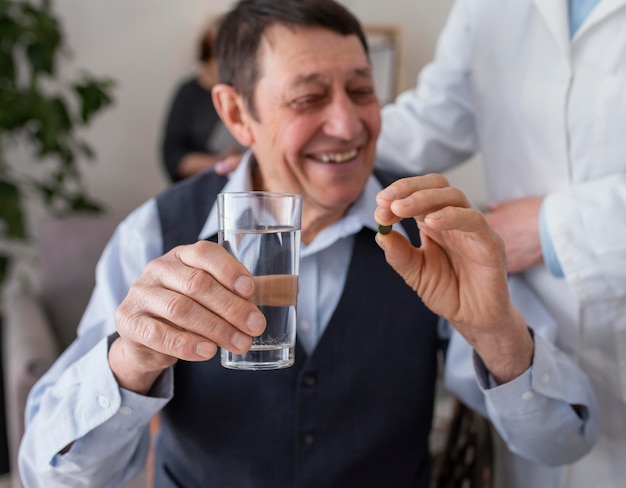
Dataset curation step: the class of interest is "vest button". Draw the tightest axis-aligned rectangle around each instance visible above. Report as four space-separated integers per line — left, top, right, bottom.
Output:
302 432 316 446
302 373 317 388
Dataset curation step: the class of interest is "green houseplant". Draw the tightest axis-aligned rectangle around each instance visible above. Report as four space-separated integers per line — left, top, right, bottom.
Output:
0 0 115 304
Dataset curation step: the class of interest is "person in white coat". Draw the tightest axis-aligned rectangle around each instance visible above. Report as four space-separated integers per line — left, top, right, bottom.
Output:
377 0 626 487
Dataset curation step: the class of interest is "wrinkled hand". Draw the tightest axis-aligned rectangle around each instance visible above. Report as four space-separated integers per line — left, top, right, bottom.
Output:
109 241 266 394
375 174 533 383
484 196 544 273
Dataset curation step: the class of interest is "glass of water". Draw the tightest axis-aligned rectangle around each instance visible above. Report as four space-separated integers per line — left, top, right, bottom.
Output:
217 191 302 370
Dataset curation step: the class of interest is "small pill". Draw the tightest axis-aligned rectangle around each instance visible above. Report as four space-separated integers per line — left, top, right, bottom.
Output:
377 224 392 235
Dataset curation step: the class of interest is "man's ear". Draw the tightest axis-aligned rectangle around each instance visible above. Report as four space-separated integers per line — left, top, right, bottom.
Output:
212 84 255 147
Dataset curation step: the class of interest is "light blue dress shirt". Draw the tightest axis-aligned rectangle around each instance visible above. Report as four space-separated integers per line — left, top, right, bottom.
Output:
19 153 597 487
569 0 601 36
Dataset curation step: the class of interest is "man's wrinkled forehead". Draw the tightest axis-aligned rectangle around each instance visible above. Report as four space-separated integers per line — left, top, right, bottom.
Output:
255 23 369 83
255 23 305 72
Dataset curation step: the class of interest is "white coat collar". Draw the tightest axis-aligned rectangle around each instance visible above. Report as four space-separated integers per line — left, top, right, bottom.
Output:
531 0 626 59
531 0 570 58
574 0 626 40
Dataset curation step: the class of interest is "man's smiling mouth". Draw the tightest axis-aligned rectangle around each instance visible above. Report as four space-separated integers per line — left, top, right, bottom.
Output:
310 148 358 163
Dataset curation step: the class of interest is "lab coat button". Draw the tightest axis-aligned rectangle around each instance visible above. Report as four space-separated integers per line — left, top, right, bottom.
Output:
521 391 534 401
98 395 110 408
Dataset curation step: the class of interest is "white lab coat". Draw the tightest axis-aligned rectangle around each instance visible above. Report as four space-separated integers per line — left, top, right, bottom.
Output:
377 0 626 487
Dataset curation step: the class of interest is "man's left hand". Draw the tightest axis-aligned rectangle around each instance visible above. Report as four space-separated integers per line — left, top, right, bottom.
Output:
375 174 533 384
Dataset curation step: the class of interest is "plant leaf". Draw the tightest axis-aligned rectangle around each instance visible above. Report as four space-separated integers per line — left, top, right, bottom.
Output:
22 0 62 76
73 77 116 123
26 40 57 76
0 179 27 239
32 95 74 157
68 193 103 214
33 181 56 206
0 88 37 130
0 253 9 288
0 49 15 88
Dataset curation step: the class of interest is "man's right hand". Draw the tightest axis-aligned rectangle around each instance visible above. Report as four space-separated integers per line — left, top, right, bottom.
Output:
108 240 266 394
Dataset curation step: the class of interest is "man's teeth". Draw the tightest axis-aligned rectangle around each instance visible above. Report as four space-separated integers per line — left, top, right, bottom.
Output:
316 148 358 163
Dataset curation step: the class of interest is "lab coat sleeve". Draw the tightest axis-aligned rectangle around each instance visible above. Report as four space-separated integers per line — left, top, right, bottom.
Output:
377 0 479 175
18 200 173 487
444 275 598 466
544 174 626 302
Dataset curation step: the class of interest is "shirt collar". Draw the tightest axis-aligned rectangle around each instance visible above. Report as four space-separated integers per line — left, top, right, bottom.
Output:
302 177 381 256
198 151 393 250
199 150 255 240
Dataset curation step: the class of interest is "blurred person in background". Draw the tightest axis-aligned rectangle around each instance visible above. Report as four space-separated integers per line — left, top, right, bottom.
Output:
160 16 244 183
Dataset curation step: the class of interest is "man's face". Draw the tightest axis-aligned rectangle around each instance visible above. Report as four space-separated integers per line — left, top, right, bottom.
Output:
246 24 381 227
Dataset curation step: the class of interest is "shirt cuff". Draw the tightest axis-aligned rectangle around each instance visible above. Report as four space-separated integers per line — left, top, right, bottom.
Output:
474 351 549 417
475 331 578 418
63 369 172 458
50 336 173 467
539 201 565 278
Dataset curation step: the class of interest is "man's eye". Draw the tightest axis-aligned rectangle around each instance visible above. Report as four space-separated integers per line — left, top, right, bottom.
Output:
292 95 325 108
350 87 376 103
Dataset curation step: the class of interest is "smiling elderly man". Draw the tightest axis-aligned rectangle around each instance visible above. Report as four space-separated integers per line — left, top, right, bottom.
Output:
19 1 596 487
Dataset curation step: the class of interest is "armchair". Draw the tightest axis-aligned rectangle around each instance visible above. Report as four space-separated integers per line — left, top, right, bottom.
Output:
2 213 149 488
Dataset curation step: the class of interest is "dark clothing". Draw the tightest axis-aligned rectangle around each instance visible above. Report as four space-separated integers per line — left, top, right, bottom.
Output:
161 78 223 182
153 170 441 488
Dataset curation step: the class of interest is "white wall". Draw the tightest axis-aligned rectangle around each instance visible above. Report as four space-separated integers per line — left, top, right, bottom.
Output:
36 0 484 219
50 0 232 217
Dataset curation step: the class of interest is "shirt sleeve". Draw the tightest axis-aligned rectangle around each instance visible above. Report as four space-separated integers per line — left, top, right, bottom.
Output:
376 0 479 175
543 174 626 302
476 333 597 466
19 336 172 488
18 199 172 488
444 275 598 466
539 201 565 278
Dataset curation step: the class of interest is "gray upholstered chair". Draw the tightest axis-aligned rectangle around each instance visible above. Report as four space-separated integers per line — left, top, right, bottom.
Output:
2 213 150 487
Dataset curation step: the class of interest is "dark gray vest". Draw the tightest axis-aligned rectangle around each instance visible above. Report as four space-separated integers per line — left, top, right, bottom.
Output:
154 170 440 488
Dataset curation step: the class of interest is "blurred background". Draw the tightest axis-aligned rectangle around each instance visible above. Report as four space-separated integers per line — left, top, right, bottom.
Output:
5 0 482 222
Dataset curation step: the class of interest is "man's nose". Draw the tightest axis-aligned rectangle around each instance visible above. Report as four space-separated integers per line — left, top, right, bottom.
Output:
322 94 362 141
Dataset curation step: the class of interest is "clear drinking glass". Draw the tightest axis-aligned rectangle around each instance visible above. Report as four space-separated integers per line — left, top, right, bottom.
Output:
217 191 302 370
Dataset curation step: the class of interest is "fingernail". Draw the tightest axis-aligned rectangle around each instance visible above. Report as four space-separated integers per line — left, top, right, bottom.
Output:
247 311 266 335
375 233 386 249
234 275 254 297
392 197 411 208
232 331 251 351
196 342 216 359
378 186 397 201
375 207 393 222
